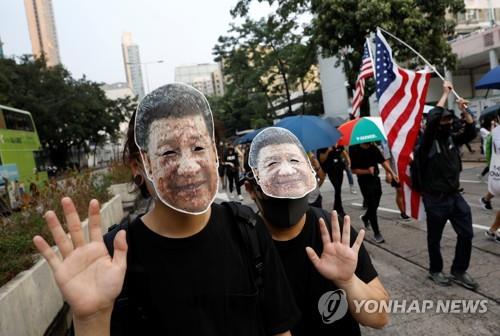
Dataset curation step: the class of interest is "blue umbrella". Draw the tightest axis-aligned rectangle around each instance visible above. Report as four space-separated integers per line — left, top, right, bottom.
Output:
274 115 342 152
475 66 500 90
235 127 266 144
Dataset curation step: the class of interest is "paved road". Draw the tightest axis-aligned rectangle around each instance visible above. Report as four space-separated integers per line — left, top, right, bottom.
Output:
227 162 499 335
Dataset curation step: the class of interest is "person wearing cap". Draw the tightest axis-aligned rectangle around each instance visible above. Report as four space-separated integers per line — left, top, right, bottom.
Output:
419 81 478 289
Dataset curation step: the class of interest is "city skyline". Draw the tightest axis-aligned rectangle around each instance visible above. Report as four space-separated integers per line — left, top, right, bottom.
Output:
23 0 61 66
121 32 145 99
0 1 273 91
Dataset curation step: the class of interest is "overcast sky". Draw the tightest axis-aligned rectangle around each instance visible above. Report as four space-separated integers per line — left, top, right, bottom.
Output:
0 0 272 92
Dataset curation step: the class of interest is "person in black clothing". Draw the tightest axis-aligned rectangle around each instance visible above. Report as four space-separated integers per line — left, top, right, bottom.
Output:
418 81 478 290
224 144 244 200
317 145 351 217
245 127 389 335
33 83 299 336
349 143 398 244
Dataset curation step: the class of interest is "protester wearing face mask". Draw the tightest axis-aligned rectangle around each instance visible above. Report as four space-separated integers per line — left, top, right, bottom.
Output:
32 84 299 336
245 127 389 335
418 81 478 289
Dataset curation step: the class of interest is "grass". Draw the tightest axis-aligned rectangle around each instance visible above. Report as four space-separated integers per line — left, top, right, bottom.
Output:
0 166 125 286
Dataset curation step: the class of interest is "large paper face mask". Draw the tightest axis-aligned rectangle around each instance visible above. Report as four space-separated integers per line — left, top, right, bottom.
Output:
134 83 219 215
248 127 317 199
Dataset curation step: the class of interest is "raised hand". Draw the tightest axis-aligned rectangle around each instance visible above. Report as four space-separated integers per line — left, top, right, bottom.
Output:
306 212 365 285
33 197 127 320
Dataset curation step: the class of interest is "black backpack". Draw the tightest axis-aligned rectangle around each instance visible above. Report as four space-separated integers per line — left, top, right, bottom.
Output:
101 201 264 335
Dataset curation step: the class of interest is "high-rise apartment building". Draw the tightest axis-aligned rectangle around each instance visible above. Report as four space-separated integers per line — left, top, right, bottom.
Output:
23 0 61 66
121 32 145 99
0 35 4 59
174 63 224 97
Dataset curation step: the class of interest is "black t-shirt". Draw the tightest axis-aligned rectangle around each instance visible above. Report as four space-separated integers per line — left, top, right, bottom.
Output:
349 145 385 182
273 207 378 336
110 203 300 335
317 146 345 175
224 150 240 172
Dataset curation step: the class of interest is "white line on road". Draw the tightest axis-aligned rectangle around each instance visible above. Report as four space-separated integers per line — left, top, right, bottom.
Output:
351 203 491 231
460 179 482 184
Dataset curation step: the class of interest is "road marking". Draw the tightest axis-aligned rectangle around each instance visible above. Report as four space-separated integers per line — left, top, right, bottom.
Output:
351 203 491 231
460 179 481 184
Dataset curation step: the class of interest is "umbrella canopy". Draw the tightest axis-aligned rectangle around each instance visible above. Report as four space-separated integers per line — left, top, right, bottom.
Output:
480 104 500 120
274 115 342 152
338 117 387 146
475 66 500 90
235 127 266 145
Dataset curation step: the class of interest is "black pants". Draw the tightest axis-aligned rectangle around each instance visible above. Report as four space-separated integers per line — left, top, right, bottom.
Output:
358 176 382 235
226 170 241 195
328 163 345 215
422 192 473 274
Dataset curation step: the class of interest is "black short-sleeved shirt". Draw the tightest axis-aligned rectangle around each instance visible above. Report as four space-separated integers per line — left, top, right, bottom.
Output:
317 146 345 175
349 145 385 182
110 203 300 335
224 150 240 172
273 207 378 336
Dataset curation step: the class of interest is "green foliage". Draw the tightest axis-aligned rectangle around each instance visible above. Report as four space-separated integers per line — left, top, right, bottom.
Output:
0 55 137 167
213 11 320 135
0 166 131 286
230 0 465 116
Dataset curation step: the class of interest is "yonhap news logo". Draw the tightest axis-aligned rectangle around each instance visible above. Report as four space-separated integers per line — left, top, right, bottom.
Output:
317 289 349 324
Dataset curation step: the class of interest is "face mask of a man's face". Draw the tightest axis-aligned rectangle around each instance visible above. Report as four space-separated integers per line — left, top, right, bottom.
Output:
249 128 316 199
142 114 219 214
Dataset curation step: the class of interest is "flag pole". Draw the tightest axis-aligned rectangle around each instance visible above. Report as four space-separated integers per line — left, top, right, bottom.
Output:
365 37 377 81
377 27 461 100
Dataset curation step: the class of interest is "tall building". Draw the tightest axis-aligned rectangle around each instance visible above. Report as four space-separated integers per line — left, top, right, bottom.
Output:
0 35 4 59
174 63 224 96
451 0 500 35
121 32 145 99
23 0 61 66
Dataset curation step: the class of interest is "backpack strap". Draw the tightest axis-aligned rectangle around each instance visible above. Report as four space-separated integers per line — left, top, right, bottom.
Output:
221 201 264 289
104 218 129 256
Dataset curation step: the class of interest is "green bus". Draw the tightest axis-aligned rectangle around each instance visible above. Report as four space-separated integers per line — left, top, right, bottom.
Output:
0 104 48 187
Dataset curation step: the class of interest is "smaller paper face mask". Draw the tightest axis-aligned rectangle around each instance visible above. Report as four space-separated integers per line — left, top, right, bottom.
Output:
135 83 219 215
248 127 316 199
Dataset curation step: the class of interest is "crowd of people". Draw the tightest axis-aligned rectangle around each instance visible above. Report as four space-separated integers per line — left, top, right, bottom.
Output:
31 82 498 335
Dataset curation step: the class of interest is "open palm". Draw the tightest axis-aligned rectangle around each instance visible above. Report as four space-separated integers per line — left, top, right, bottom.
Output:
306 212 365 285
33 197 127 319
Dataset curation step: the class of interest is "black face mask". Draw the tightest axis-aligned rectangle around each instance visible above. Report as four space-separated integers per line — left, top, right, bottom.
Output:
257 194 309 228
438 123 452 137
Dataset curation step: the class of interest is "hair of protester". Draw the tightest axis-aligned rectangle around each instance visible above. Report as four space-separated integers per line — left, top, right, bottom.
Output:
134 83 214 150
248 127 307 168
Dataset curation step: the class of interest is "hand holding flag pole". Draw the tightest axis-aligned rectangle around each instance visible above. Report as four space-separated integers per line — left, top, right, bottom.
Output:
377 27 462 101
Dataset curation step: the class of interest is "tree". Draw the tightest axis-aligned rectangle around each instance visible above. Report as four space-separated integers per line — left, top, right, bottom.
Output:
231 0 465 116
214 12 320 131
0 56 136 167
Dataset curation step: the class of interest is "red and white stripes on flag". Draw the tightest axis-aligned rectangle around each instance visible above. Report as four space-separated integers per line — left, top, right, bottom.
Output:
351 40 374 117
374 29 431 220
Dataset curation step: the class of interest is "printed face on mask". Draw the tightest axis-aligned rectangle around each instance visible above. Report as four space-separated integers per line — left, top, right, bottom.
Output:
142 114 218 213
254 143 316 198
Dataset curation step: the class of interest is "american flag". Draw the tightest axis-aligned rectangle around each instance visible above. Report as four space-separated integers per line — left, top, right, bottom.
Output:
375 29 431 220
351 40 374 117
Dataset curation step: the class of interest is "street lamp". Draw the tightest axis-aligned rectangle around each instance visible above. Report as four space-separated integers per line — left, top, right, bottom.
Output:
126 60 164 94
